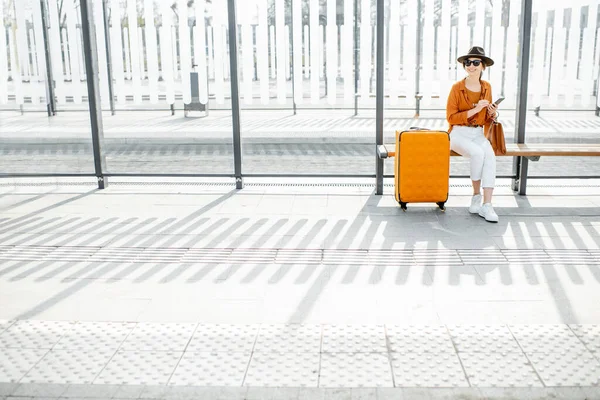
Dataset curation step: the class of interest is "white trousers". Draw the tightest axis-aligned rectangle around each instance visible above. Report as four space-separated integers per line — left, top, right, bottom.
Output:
450 126 496 188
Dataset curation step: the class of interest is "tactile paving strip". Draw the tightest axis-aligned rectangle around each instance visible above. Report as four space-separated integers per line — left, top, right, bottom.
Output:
528 351 600 386
254 325 321 353
458 250 508 265
386 326 455 354
120 323 197 351
544 250 599 265
459 353 543 387
0 348 48 382
367 250 414 266
322 325 386 353
54 321 136 351
169 352 251 386
391 353 469 387
448 325 522 353
244 352 319 387
94 350 183 385
510 325 588 353
413 250 462 266
186 324 258 353
21 349 115 384
0 320 74 349
319 353 393 387
570 325 600 353
0 246 56 261
274 249 322 264
323 250 369 265
502 250 554 265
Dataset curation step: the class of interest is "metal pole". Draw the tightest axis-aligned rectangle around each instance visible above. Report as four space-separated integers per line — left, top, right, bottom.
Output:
512 0 533 195
227 0 243 189
290 0 297 115
40 0 56 116
354 0 359 116
415 0 422 117
375 0 384 195
102 0 115 115
79 0 107 189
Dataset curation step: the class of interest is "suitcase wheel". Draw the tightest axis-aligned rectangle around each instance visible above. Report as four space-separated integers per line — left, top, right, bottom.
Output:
437 202 446 211
400 202 407 211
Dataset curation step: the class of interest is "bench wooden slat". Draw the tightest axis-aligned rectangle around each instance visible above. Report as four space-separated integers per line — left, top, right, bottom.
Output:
380 143 600 158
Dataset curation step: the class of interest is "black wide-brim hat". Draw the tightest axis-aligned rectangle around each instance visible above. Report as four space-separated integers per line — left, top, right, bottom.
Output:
457 46 494 66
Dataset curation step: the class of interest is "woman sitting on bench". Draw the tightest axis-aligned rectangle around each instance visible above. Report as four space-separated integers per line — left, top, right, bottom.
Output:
446 46 499 223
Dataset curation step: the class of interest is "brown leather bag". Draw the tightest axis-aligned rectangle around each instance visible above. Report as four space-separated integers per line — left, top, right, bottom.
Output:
486 115 506 156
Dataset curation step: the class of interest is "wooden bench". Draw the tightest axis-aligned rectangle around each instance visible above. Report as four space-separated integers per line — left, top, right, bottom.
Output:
377 143 600 161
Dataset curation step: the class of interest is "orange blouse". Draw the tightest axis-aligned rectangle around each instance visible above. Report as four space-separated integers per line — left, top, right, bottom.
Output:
446 79 495 134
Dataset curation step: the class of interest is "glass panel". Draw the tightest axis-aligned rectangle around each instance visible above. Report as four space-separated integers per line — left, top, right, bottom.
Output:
527 0 600 178
239 0 375 176
0 0 95 175
102 0 234 176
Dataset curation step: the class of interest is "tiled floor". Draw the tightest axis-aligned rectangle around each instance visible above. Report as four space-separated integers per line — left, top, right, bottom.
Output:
1 179 599 398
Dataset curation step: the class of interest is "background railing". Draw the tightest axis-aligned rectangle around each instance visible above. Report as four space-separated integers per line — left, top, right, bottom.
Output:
1 0 600 112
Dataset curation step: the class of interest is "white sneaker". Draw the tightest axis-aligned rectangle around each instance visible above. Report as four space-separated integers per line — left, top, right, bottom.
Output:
469 194 482 214
479 203 499 223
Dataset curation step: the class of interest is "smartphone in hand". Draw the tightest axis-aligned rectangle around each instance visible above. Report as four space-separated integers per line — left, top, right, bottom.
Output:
494 97 505 106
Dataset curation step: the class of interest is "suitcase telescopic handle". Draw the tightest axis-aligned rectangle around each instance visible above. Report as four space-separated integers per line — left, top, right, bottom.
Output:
409 126 430 130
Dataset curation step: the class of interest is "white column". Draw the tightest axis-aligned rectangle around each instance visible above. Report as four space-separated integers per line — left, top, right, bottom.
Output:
457 0 469 52
93 0 110 107
110 0 125 104
8 29 23 105
275 0 286 103
564 5 581 107
293 0 303 103
388 0 400 105
127 0 142 103
421 0 434 106
31 0 48 104
503 0 520 106
194 0 208 104
580 0 599 106
359 0 371 100
242 22 254 104
257 0 270 104
207 27 214 79
269 25 276 79
160 1 175 104
303 25 310 79
549 7 565 106
178 0 191 104
13 0 29 105
0 0 7 103
46 1 66 104
144 0 159 103
489 1 503 96
309 0 320 103
212 0 225 104
438 0 451 106
326 0 337 104
342 0 353 104
531 2 547 108
403 0 416 106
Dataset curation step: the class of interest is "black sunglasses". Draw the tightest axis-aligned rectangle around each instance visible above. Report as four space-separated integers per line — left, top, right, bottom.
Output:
464 60 482 67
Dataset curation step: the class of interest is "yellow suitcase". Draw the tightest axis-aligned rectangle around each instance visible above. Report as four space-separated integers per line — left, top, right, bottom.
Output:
394 128 450 211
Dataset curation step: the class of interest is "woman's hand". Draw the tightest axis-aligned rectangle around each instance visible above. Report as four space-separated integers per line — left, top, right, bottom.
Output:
475 100 490 112
486 102 498 118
